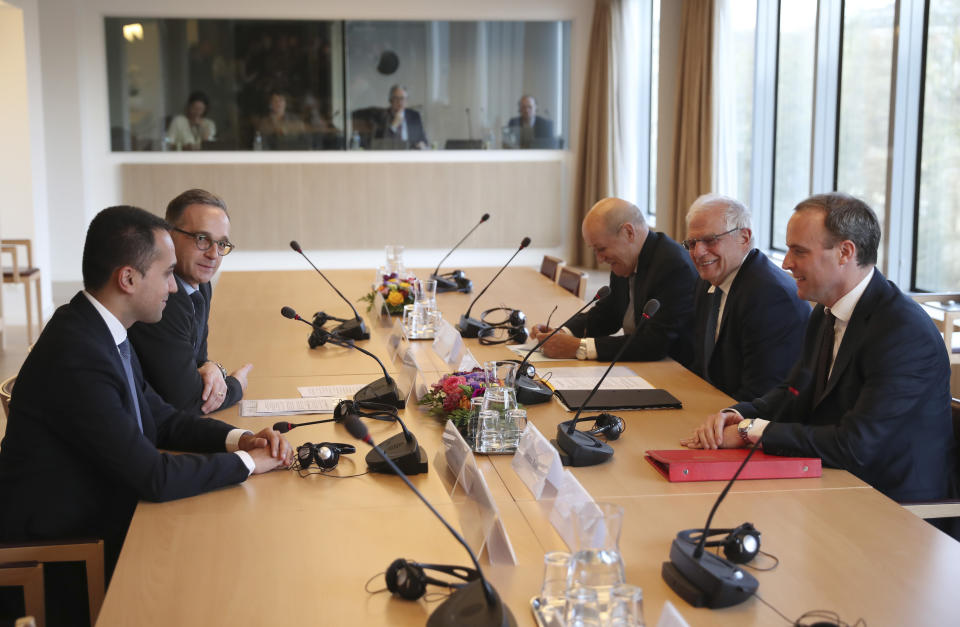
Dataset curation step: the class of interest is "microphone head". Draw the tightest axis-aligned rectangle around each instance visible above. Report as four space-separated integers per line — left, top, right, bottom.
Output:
343 414 370 442
272 421 292 433
642 299 660 318
280 306 298 320
481 213 490 222
289 240 302 253
595 285 611 300
520 236 531 249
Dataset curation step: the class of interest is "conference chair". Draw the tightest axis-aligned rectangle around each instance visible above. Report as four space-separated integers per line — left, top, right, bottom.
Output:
0 561 44 626
910 292 960 365
557 266 588 299
539 255 564 282
1 240 43 343
901 398 960 520
0 539 105 627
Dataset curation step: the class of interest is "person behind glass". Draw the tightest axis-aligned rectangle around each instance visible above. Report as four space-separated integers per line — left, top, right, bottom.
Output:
507 95 554 148
681 192 955 504
376 84 428 150
166 90 216 150
129 189 251 414
0 206 292 586
530 197 697 365
257 91 306 149
684 194 810 401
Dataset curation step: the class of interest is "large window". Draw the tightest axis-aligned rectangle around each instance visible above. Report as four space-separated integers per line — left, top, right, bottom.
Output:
914 0 960 292
105 17 570 152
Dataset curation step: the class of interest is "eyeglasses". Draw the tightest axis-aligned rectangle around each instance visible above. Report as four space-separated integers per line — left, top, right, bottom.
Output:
681 227 741 251
173 228 234 256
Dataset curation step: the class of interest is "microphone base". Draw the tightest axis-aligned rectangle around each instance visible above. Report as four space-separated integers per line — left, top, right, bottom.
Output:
427 579 516 627
366 431 429 475
431 272 473 294
354 377 405 409
515 375 553 405
662 537 758 609
333 317 370 341
457 314 490 338
553 425 614 467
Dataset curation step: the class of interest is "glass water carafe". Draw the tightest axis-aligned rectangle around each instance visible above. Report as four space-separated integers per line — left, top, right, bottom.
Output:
481 360 519 414
567 502 626 614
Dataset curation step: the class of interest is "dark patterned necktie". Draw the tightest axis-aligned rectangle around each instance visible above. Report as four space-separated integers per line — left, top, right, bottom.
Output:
703 288 724 373
813 310 836 401
117 339 144 433
189 290 206 352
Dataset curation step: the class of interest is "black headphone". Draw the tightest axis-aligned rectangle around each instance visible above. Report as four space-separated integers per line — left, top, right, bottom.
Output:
677 522 761 564
435 270 472 293
478 307 528 345
333 399 399 423
296 442 356 471
312 310 350 328
583 413 626 440
384 558 479 600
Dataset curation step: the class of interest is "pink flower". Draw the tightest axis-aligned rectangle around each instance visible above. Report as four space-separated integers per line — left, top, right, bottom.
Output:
442 394 460 412
441 376 466 394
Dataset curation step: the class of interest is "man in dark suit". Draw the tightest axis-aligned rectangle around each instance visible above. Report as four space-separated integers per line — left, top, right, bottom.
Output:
129 189 250 414
0 206 292 578
682 193 955 503
375 85 428 149
507 95 555 148
531 197 697 366
684 194 810 401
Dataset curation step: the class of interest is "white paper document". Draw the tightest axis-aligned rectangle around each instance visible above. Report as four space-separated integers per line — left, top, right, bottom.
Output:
549 376 653 390
239 397 343 417
506 342 572 362
297 383 367 397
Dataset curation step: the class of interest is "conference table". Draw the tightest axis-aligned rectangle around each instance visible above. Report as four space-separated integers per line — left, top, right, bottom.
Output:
95 267 960 626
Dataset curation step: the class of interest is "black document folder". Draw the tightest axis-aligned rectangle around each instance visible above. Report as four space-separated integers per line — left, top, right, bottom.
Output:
555 388 682 411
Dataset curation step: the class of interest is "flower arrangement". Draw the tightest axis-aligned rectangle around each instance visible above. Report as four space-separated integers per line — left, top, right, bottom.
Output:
360 273 417 315
418 368 487 429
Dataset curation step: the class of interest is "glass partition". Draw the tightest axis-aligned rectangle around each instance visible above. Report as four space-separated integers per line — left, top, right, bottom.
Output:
105 17 570 152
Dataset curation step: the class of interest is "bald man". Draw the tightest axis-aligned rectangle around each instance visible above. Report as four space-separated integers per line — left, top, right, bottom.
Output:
531 197 697 365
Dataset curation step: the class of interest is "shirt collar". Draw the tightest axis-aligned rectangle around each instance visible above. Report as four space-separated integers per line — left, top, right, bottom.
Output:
176 275 198 295
707 251 751 295
827 267 874 323
81 290 127 346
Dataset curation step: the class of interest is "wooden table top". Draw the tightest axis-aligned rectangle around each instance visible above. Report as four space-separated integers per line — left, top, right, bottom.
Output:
96 267 958 626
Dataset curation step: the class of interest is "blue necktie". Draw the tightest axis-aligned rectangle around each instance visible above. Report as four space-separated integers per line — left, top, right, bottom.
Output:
117 339 144 433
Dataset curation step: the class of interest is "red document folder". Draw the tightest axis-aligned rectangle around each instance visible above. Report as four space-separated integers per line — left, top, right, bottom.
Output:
644 449 822 482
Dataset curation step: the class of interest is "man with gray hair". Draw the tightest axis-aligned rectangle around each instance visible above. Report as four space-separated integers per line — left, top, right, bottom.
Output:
684 193 809 401
375 84 427 149
532 197 697 364
682 192 955 505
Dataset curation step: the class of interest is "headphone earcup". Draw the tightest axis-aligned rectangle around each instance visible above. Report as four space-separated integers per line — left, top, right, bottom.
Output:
511 325 529 344
315 444 340 470
386 558 428 600
722 523 760 563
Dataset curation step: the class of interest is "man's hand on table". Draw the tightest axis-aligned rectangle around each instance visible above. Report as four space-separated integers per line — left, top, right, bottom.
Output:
679 410 745 449
240 427 294 473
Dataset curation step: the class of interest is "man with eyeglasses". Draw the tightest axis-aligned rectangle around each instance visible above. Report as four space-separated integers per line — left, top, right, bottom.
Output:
129 189 252 414
531 197 697 365
684 194 809 401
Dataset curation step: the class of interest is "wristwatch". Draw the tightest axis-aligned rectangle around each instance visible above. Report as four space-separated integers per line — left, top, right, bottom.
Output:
214 362 228 380
737 418 755 443
576 339 588 360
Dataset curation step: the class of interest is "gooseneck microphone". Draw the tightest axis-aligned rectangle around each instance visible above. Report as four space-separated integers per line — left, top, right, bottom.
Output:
430 213 490 294
515 286 612 405
457 236 531 338
280 306 404 408
289 240 370 340
333 400 427 475
273 417 336 433
662 369 812 609
342 414 516 627
553 299 660 467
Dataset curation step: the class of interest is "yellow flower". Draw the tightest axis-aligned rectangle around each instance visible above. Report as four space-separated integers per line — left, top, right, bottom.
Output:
399 282 411 289
386 290 405 306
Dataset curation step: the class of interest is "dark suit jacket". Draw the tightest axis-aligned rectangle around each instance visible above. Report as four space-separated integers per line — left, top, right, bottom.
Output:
129 278 242 413
508 115 555 140
733 271 955 502
0 293 249 570
566 231 697 366
692 249 811 401
376 109 427 148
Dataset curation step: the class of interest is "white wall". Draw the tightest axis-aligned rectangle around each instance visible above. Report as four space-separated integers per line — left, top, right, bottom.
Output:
24 0 593 299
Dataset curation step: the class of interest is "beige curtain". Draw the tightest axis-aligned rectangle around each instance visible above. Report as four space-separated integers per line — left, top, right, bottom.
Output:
572 0 623 268
669 0 714 239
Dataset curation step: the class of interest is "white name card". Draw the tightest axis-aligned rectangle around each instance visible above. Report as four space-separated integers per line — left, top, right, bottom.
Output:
511 422 565 500
372 292 393 327
386 318 405 362
549 471 601 551
439 420 518 565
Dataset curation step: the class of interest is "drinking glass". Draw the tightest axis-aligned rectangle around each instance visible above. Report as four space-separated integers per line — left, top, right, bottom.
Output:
609 584 645 627
564 586 600 627
467 397 484 445
502 408 527 451
568 502 626 614
481 361 518 414
477 409 502 453
537 551 571 622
